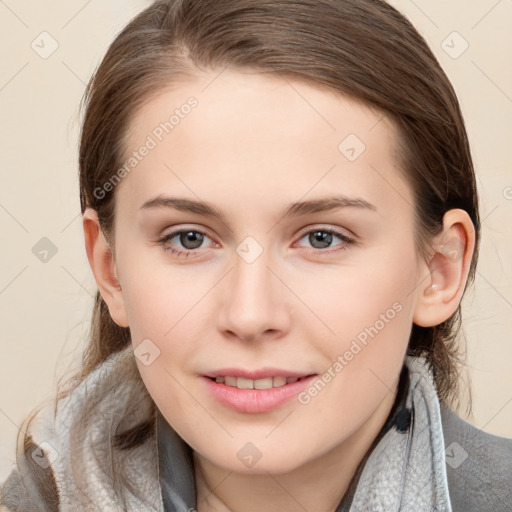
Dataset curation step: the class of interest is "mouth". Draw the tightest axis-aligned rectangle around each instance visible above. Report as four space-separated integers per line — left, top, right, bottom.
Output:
205 375 315 390
201 371 318 414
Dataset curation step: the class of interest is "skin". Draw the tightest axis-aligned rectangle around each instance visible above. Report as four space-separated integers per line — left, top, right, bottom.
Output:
83 68 475 512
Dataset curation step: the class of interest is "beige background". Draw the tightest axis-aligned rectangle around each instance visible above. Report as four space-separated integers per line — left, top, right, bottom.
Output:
0 0 511 482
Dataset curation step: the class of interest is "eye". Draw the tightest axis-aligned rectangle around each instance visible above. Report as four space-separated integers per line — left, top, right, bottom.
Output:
157 226 355 259
158 229 214 258
294 227 355 255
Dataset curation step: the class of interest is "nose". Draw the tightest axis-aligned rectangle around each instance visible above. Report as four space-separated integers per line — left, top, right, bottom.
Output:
216 247 290 343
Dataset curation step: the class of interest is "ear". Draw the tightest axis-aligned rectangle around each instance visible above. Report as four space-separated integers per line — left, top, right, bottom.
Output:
82 207 129 328
413 209 476 327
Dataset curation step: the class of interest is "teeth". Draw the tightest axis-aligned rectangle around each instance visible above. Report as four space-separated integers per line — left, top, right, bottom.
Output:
273 376 286 387
237 377 254 389
254 377 273 390
224 376 237 387
214 376 302 389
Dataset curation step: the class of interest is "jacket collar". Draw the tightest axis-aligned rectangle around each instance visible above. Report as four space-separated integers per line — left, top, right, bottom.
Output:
157 410 196 511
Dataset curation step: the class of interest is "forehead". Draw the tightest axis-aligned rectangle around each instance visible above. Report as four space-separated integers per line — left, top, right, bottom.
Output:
117 68 412 219
125 68 392 154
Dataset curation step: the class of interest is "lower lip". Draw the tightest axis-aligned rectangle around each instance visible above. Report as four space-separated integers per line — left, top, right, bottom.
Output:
202 375 318 414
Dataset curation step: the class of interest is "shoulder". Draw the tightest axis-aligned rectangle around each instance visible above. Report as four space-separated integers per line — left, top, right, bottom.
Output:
0 346 162 511
440 401 512 511
0 433 61 512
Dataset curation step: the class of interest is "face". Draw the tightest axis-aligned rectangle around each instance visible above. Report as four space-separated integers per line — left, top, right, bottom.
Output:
111 69 428 474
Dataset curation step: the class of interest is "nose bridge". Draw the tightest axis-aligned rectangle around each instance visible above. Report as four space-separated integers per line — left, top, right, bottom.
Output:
232 244 274 312
219 241 285 339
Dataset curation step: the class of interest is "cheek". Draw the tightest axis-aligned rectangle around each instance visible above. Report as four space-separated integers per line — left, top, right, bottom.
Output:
311 250 417 394
119 255 209 385
318 252 417 343
118 249 202 336
297 284 413 454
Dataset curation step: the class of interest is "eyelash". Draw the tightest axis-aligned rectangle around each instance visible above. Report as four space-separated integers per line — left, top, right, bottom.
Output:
157 227 355 259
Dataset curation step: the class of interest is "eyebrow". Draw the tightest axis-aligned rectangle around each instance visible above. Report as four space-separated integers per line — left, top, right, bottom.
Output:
138 194 376 221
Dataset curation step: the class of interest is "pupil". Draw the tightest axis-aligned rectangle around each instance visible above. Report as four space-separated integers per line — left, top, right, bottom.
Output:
311 231 331 249
182 231 203 249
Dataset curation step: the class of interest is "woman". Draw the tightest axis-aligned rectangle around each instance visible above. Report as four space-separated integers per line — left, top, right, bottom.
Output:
1 0 511 510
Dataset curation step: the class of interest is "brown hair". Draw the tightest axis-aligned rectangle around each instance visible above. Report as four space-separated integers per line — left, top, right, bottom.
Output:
29 0 483 484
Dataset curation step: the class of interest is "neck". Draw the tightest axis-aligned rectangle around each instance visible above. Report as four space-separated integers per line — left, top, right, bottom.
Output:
193 389 398 512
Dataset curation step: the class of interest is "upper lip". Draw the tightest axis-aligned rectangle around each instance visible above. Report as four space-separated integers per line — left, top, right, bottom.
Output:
203 368 316 380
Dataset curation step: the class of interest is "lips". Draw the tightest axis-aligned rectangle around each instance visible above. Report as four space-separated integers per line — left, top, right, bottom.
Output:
202 368 318 413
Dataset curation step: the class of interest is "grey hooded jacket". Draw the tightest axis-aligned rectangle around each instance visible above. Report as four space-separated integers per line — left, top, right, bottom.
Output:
1 345 511 511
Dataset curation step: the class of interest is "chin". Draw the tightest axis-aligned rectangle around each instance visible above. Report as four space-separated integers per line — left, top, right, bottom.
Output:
204 444 310 476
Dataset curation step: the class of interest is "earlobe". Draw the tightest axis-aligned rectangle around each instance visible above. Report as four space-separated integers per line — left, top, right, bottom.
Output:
413 209 476 327
82 208 129 328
